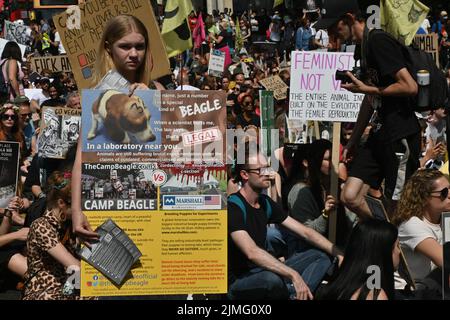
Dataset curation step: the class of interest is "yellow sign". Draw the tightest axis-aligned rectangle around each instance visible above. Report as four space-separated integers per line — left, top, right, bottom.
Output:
54 0 170 89
80 210 227 296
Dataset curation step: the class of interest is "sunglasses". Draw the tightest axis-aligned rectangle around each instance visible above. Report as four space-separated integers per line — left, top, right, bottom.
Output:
21 113 32 118
246 166 274 176
1 114 18 121
431 187 450 201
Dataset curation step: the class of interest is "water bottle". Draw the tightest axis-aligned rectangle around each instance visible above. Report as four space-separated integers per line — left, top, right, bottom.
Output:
417 70 430 109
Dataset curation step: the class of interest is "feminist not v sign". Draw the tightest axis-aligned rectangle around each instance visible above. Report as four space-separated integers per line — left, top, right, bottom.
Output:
289 51 364 122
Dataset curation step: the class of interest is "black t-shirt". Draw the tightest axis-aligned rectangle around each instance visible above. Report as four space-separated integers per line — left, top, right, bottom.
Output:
236 113 260 129
228 192 287 282
366 32 420 142
215 30 232 49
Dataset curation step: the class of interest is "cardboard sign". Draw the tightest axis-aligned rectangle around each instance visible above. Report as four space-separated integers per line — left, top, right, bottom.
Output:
208 49 225 77
30 55 72 74
413 34 440 67
259 75 288 100
4 21 31 45
0 142 20 209
54 0 170 89
289 51 363 122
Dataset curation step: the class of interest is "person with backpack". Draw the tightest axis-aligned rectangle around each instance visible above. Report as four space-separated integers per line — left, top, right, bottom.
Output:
0 41 24 103
228 145 343 300
315 0 424 219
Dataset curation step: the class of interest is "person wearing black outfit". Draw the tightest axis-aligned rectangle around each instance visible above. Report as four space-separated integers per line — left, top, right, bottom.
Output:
314 0 421 219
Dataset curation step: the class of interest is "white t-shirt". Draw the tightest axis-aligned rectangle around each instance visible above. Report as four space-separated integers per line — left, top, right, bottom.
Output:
315 29 329 48
54 31 66 54
398 216 442 283
31 90 50 107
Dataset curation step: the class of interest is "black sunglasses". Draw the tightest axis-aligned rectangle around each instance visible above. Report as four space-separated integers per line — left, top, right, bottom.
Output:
431 187 449 201
1 114 18 121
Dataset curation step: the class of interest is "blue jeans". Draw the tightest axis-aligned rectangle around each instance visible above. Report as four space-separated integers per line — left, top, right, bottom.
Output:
229 227 332 300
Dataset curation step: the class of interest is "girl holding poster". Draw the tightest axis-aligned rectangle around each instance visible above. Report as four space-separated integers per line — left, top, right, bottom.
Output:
71 15 155 243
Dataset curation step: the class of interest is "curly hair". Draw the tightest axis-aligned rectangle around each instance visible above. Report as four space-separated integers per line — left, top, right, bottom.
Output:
392 169 446 226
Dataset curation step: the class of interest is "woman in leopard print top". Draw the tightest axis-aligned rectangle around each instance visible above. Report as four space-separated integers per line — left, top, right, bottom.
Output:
22 171 80 300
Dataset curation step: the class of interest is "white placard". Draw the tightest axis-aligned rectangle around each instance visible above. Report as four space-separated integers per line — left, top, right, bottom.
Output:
208 49 225 77
289 51 363 122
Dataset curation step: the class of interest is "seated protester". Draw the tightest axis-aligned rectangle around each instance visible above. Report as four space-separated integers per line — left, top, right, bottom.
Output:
228 146 343 300
235 94 260 130
392 169 448 299
285 140 337 249
40 83 66 109
420 108 447 170
65 91 81 110
316 219 399 300
23 171 81 300
14 96 35 154
0 197 29 279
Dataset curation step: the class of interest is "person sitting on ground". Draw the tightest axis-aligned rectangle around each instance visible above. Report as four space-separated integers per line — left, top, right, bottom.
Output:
316 219 400 300
228 145 343 300
23 171 81 300
392 169 448 299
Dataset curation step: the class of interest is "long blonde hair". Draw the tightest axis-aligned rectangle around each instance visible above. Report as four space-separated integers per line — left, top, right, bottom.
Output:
91 15 152 87
393 169 446 226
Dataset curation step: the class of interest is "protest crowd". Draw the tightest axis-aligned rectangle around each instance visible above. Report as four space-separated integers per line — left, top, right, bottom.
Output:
0 0 450 301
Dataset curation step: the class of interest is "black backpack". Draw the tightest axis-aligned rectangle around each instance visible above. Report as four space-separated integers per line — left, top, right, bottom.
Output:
0 60 10 100
362 28 449 112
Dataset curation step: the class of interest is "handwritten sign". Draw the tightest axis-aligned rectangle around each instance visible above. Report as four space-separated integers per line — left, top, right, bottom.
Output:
208 49 225 77
413 34 439 67
54 0 170 89
289 51 363 122
259 75 288 100
30 55 72 74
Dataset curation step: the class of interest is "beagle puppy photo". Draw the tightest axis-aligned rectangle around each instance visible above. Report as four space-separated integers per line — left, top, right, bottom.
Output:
84 90 160 148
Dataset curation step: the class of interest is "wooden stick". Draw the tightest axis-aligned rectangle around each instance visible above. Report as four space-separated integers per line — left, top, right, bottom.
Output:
328 122 341 243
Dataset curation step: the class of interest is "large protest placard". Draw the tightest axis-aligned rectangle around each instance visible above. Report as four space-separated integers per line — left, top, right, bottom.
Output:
54 0 170 89
3 21 31 46
30 55 72 74
0 38 26 59
259 75 289 100
80 90 227 297
0 142 20 209
38 107 81 159
289 51 363 122
413 34 439 67
208 49 225 78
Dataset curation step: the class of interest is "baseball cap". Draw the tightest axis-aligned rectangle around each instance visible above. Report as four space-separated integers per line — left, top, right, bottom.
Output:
314 0 360 30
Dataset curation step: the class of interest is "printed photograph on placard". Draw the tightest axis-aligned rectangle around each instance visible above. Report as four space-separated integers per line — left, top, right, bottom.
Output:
159 165 227 210
81 90 162 153
81 162 158 211
38 107 81 159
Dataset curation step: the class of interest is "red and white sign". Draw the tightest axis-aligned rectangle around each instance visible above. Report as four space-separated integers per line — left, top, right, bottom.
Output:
151 169 167 186
182 127 222 147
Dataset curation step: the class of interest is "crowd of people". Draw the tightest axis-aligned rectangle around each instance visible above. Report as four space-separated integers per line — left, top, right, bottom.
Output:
0 0 450 300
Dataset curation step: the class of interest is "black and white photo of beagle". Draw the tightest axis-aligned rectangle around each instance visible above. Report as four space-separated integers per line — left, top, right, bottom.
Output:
87 90 156 144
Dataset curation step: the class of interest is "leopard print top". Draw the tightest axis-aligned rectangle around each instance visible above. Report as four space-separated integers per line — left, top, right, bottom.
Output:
22 210 78 300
